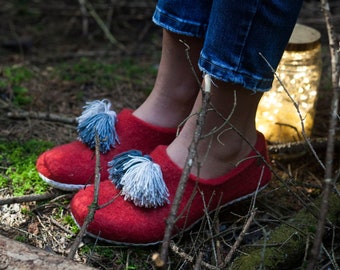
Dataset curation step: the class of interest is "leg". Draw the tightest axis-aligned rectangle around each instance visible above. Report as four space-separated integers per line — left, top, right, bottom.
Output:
167 82 262 179
134 29 203 128
134 0 212 128
70 0 304 245
168 0 304 178
36 30 203 190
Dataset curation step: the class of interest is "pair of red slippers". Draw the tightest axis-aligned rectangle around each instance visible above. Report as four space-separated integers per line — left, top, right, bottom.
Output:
36 99 271 245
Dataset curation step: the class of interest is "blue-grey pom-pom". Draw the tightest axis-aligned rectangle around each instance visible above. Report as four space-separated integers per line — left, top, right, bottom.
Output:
76 100 119 153
108 150 170 208
108 150 144 189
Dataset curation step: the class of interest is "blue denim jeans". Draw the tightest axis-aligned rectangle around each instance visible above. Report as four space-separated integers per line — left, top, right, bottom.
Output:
153 0 303 92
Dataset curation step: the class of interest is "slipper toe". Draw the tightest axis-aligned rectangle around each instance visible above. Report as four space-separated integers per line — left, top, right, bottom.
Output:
70 132 271 245
36 104 177 191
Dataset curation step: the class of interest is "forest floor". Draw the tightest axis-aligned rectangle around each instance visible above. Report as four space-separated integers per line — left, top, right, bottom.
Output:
0 1 340 269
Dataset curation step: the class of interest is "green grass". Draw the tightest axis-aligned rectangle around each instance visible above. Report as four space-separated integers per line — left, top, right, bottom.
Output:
56 57 157 90
15 235 27 243
0 65 33 106
0 139 54 195
79 244 154 269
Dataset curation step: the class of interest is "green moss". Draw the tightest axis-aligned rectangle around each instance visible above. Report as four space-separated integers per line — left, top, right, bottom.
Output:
2 66 33 85
55 57 156 90
79 245 114 261
231 188 340 269
0 65 33 106
0 139 54 195
232 227 306 270
79 244 154 269
63 214 79 234
21 206 32 216
14 235 27 243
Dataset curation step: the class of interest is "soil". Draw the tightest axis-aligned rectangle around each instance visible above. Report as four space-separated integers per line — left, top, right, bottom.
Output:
0 1 340 269
0 0 160 144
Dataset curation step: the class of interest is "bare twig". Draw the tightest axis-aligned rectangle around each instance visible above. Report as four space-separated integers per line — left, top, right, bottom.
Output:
105 0 116 32
193 251 204 270
259 52 325 171
200 190 219 266
85 0 125 50
222 167 263 266
7 111 76 124
307 0 340 269
231 188 340 269
78 0 89 35
158 74 212 268
223 209 257 266
48 216 76 236
0 191 60 206
29 50 121 65
267 136 340 158
169 241 221 270
201 90 236 141
179 40 202 86
67 134 101 259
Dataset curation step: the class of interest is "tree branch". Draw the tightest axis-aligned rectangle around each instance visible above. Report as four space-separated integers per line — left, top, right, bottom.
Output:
0 191 63 206
307 1 340 268
67 134 101 259
157 74 212 269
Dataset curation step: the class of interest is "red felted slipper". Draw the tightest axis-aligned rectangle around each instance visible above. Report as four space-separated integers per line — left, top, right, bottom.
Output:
36 100 177 191
70 132 271 245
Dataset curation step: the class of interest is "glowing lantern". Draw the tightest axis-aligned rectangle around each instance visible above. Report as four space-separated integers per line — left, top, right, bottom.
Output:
256 24 322 143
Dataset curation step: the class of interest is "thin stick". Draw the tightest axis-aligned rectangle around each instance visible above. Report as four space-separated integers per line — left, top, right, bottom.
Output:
200 190 218 265
67 134 101 259
0 192 60 206
307 0 340 268
85 0 125 50
7 111 76 124
259 52 325 170
49 216 76 236
193 252 204 270
78 0 88 35
267 136 340 157
158 75 212 268
169 241 221 270
179 39 202 86
223 209 257 265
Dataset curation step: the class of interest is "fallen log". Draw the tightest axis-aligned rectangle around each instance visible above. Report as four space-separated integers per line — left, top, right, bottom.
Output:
0 234 95 270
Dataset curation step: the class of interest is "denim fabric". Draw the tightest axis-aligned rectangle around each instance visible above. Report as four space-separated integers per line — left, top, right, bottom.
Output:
153 0 303 92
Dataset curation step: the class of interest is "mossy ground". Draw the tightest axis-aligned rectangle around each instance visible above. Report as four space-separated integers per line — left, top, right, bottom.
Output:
0 140 54 195
0 56 159 268
0 1 339 269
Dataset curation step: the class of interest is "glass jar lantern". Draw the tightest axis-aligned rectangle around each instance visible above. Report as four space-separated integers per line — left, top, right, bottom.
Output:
256 24 322 144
